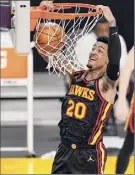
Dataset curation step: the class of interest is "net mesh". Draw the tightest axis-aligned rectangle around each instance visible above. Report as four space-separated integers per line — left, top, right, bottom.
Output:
35 5 102 76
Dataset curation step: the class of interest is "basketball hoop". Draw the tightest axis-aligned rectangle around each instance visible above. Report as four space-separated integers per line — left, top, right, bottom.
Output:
19 3 103 76
31 4 102 29
32 3 103 76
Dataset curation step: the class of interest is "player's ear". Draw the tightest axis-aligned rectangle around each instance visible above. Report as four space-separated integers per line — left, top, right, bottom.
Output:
106 58 109 64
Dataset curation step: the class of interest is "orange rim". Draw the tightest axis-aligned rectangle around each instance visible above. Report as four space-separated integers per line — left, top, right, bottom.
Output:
30 3 102 31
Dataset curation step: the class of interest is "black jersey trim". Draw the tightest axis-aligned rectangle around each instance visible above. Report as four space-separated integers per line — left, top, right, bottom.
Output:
90 102 107 137
69 70 85 88
129 111 134 133
88 101 107 144
95 79 105 102
102 142 107 171
96 141 107 174
96 142 102 174
103 105 113 125
82 71 91 84
88 102 113 145
82 71 101 84
72 70 85 78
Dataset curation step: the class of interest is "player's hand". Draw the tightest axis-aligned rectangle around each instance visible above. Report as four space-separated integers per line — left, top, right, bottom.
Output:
115 99 129 122
39 0 54 10
97 5 116 26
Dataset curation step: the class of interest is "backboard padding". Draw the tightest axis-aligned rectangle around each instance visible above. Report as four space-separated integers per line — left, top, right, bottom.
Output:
10 1 31 55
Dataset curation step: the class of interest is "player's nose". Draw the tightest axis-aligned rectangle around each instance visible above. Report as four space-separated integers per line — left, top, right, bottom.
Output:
91 49 98 55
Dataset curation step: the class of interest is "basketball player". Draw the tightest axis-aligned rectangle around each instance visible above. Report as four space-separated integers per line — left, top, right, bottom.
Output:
38 3 121 174
115 46 134 174
76 16 127 69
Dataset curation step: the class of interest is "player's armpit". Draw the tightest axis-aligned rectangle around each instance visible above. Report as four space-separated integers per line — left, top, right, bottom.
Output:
102 75 118 92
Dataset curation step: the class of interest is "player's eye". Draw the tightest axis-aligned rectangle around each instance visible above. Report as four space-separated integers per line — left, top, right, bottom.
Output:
99 49 103 53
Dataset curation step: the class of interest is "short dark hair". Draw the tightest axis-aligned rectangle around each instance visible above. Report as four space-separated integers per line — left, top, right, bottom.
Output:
97 36 109 45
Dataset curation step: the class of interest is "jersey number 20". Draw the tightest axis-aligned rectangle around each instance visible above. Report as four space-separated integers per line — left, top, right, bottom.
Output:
66 99 87 119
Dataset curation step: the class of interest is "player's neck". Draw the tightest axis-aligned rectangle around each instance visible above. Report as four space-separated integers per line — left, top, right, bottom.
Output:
86 67 106 81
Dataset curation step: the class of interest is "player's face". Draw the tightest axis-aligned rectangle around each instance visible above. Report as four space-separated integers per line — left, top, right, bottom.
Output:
87 42 108 70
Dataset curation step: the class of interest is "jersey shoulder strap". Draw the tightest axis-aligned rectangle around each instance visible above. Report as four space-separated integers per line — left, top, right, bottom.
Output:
72 70 85 78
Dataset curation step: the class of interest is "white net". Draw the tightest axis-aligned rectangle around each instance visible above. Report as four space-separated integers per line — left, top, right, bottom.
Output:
34 4 102 76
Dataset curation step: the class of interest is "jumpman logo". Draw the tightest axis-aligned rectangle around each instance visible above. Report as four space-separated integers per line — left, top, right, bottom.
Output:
87 155 95 162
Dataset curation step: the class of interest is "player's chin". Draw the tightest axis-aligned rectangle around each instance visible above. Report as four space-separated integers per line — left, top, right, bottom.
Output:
87 63 95 70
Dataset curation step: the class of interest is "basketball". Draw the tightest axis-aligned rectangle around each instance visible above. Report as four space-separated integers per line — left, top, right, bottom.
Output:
35 22 65 54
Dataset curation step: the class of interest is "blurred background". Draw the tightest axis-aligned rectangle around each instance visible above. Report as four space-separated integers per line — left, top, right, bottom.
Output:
1 0 134 174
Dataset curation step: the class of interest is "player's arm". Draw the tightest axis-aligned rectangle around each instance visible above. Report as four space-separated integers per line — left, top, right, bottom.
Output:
98 6 121 87
118 46 134 101
115 46 134 121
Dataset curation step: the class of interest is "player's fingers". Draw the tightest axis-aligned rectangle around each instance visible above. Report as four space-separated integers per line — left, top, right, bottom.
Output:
39 1 54 10
96 5 106 14
97 5 110 13
39 5 47 10
40 0 53 6
96 5 104 11
39 5 54 11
